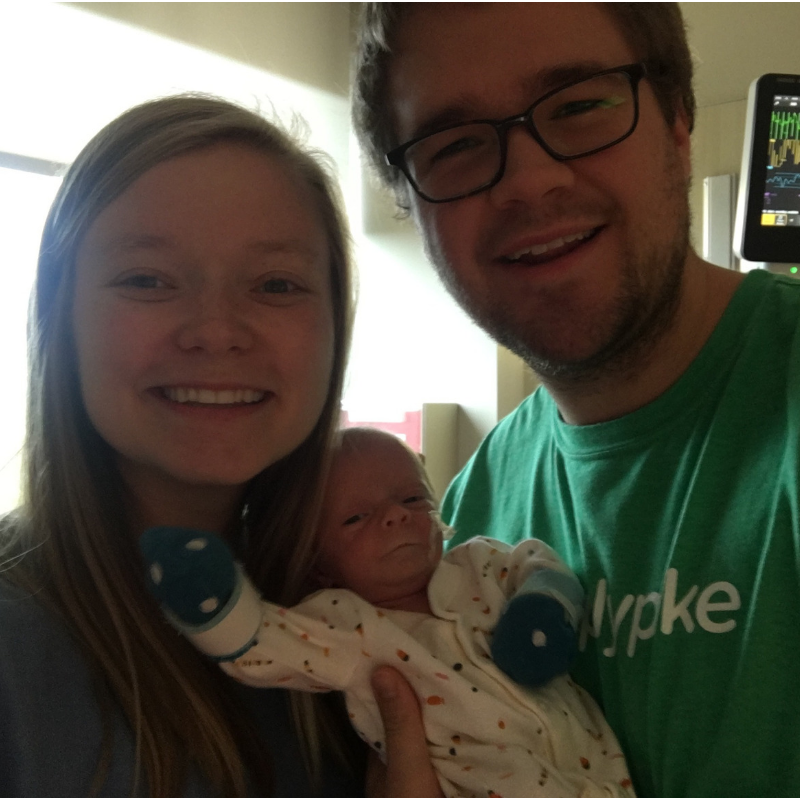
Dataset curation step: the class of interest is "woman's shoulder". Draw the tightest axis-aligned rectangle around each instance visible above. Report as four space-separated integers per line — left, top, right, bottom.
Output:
0 577 363 797
0 575 92 676
0 578 97 793
0 576 158 796
0 575 67 657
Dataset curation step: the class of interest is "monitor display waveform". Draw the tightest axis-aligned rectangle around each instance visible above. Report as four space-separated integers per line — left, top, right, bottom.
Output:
770 110 800 140
761 93 800 225
768 137 800 168
765 172 800 189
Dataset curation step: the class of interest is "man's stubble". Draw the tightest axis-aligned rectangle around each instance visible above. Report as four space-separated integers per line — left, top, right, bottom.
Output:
423 143 692 388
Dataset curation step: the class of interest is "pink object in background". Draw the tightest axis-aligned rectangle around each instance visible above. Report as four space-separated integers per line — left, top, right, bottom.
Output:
340 410 422 453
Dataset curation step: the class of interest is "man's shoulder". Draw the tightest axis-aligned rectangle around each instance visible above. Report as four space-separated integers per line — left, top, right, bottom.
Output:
735 270 800 329
443 392 553 546
726 271 800 384
445 390 551 497
463 388 551 471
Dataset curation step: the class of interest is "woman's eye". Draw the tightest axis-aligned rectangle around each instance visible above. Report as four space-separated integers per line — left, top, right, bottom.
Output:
116 273 168 289
258 277 298 294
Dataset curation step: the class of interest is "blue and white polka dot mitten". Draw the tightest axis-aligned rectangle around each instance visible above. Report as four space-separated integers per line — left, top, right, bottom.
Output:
491 568 584 687
140 526 262 662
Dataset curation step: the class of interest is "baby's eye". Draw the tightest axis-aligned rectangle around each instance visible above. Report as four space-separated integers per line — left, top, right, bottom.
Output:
343 513 366 526
403 495 431 506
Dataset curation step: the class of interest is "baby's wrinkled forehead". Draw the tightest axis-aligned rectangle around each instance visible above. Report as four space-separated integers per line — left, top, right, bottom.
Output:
326 427 432 500
335 427 420 467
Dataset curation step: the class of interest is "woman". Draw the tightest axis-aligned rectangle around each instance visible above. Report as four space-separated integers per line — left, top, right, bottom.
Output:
0 94 436 797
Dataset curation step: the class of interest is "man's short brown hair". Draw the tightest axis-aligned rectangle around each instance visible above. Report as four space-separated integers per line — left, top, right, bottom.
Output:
352 3 695 197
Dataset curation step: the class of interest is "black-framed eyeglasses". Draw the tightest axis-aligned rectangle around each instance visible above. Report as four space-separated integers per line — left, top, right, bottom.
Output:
385 63 647 203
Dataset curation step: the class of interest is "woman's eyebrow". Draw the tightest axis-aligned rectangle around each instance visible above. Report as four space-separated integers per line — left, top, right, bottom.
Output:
105 233 176 254
102 235 320 259
246 239 320 259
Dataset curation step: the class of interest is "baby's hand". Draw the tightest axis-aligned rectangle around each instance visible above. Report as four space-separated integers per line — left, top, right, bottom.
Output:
491 593 578 687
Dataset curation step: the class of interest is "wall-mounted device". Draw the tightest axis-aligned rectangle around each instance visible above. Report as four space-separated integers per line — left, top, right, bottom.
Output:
734 73 800 268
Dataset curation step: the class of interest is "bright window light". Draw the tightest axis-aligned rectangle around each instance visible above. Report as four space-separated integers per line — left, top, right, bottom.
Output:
0 167 61 511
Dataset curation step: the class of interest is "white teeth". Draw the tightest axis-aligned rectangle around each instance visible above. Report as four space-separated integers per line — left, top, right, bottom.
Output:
508 229 592 260
163 387 266 405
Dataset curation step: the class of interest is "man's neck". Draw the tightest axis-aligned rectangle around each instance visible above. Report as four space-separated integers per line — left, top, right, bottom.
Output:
542 256 746 426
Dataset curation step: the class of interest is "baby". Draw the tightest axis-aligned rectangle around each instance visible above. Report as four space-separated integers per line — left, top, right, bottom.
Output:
142 428 632 797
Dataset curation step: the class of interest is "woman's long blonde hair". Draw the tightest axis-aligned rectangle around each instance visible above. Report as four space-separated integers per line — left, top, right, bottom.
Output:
1 95 355 795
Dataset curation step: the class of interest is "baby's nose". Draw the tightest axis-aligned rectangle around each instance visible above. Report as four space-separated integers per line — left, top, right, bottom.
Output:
383 503 410 527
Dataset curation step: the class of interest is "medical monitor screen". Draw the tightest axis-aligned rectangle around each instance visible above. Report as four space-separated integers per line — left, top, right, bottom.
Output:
762 93 800 228
735 73 800 263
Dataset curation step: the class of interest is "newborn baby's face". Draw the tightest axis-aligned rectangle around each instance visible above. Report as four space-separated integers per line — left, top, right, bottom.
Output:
315 432 443 611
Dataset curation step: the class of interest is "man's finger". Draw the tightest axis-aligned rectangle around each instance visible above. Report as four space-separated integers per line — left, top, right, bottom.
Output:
371 665 442 797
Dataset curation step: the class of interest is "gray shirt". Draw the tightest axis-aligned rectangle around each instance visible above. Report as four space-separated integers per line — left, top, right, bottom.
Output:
0 578 363 796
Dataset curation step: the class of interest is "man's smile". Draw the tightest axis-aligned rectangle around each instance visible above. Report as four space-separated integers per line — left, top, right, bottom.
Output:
503 227 600 264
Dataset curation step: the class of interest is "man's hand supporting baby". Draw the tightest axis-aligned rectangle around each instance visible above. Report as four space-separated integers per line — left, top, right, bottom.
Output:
368 666 443 797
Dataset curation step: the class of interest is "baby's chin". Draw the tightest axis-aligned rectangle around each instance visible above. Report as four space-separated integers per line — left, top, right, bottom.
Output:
372 585 433 615
368 564 437 612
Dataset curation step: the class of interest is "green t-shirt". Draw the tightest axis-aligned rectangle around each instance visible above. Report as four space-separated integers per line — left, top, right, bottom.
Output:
442 270 800 797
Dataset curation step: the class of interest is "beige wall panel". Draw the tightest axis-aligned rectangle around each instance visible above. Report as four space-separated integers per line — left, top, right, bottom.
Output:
689 100 747 254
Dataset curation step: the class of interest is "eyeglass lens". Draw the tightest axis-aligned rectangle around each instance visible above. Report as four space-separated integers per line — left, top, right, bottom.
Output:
403 70 637 201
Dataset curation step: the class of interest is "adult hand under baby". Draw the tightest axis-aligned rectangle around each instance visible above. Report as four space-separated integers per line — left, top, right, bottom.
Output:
367 666 443 797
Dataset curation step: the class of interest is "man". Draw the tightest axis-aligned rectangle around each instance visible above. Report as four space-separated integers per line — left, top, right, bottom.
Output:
353 3 800 796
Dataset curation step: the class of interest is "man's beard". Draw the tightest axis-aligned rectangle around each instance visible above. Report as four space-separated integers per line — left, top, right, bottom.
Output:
494 217 687 385
431 148 691 387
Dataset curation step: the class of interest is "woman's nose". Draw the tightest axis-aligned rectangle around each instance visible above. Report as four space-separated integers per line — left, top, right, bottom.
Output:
176 290 254 354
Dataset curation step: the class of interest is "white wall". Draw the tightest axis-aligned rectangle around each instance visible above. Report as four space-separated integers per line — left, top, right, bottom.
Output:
0 169 62 510
346 214 501 465
3 4 349 177
69 2 351 98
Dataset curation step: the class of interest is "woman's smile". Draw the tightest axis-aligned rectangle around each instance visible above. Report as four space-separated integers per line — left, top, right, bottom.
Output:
158 386 267 405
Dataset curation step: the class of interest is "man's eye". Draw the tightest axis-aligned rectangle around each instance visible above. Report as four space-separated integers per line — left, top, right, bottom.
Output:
551 95 625 119
429 135 486 164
